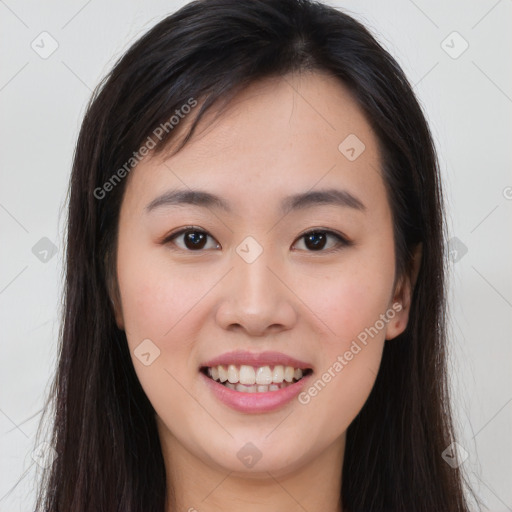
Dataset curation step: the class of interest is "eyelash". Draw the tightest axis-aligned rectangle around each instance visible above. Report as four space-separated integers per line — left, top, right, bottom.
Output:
162 226 352 253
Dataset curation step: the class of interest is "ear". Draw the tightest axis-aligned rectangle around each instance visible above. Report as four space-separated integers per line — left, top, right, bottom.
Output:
385 243 422 340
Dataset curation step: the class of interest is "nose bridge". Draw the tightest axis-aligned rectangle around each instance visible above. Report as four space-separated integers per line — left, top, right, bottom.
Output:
234 235 279 306
214 234 297 334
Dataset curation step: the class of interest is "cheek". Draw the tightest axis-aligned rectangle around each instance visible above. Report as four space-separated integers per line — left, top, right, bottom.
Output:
305 267 391 403
308 251 396 346
116 244 212 406
117 239 209 342
293 243 395 432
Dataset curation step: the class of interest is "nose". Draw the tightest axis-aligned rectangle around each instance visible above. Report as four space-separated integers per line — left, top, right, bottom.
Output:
215 245 298 337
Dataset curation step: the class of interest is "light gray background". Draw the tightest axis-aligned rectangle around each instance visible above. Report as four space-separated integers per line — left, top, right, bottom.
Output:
1 1 511 510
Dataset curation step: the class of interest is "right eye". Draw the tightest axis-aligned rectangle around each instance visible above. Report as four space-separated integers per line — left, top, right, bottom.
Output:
163 227 221 251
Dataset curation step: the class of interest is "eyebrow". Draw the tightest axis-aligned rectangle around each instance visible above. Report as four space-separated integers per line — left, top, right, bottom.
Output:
145 187 366 215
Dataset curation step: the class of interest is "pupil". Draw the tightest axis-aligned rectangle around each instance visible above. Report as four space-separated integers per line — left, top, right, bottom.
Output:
305 232 326 250
185 231 206 250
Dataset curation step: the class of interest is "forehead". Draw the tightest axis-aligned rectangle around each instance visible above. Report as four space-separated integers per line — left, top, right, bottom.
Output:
123 71 385 216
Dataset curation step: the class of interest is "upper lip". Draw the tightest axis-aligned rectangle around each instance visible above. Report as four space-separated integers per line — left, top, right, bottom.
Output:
201 350 313 370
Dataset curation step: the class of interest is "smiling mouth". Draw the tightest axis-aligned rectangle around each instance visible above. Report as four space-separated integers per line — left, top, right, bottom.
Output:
200 364 313 393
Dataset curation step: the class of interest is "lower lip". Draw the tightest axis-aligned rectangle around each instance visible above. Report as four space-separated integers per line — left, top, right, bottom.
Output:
200 371 312 413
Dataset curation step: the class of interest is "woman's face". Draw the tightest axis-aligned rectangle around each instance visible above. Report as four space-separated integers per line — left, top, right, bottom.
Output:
114 72 412 478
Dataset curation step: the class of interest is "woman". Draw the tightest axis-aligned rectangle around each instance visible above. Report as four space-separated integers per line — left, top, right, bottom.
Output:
34 0 476 510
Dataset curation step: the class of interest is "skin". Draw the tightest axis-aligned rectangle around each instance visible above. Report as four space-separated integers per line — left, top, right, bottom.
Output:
113 71 419 512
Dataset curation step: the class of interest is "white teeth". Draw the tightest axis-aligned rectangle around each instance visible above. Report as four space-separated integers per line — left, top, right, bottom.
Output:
272 365 284 383
284 366 294 382
218 365 228 382
236 383 257 392
227 364 239 384
205 363 309 390
228 382 293 393
256 365 272 385
239 365 256 385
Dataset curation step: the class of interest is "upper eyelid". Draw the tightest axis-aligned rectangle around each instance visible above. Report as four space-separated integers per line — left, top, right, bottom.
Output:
165 227 220 248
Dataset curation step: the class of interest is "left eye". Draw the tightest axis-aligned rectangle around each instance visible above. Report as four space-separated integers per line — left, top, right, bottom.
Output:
165 228 220 251
292 230 349 252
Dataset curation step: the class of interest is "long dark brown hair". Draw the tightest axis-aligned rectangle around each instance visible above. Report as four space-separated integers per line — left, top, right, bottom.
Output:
32 0 477 510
